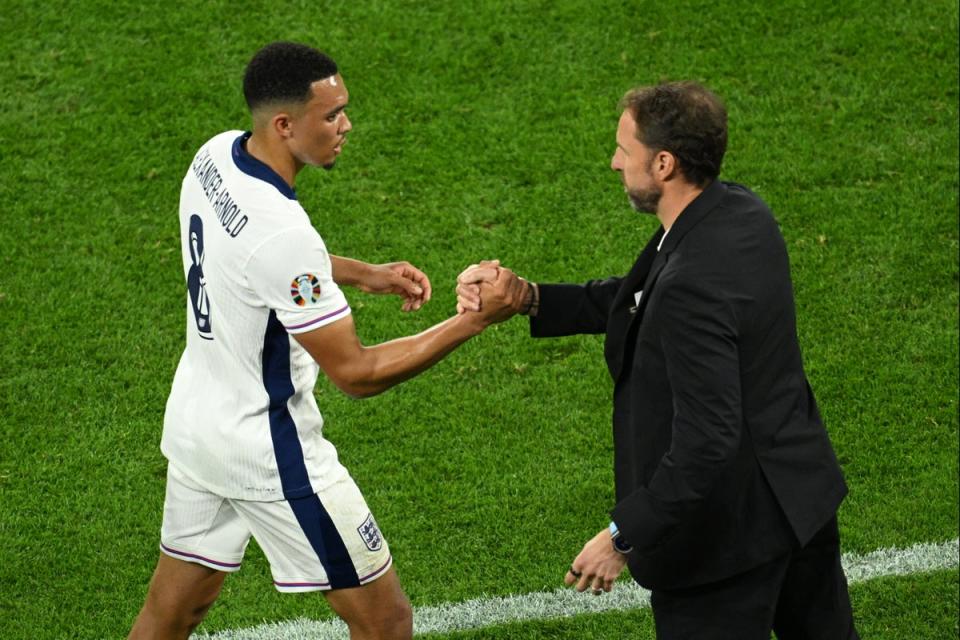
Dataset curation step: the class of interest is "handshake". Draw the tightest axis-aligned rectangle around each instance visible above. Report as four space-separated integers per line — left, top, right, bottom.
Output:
454 259 538 326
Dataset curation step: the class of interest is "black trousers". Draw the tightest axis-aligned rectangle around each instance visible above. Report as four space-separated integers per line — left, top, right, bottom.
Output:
650 517 859 640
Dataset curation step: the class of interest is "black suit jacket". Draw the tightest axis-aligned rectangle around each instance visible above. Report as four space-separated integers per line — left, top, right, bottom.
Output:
531 180 847 590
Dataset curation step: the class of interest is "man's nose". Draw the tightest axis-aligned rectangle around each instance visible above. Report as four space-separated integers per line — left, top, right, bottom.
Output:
610 148 624 171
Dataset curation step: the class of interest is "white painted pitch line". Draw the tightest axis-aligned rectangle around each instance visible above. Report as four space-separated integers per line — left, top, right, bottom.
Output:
195 538 959 639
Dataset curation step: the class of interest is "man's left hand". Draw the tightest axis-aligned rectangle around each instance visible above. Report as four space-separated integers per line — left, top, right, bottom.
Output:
357 262 432 311
564 528 629 594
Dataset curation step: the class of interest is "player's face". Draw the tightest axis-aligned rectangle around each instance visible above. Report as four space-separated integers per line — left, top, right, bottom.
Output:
610 110 661 214
288 73 352 170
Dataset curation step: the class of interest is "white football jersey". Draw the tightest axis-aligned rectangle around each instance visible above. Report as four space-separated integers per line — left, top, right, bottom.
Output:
162 130 351 501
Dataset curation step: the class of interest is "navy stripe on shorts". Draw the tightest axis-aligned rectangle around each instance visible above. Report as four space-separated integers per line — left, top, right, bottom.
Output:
262 310 360 588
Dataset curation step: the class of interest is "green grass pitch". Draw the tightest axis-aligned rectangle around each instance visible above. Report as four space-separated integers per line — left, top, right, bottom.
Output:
0 1 956 638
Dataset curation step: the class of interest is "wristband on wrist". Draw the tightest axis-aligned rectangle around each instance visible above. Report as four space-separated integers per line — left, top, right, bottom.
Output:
520 280 539 316
609 520 633 555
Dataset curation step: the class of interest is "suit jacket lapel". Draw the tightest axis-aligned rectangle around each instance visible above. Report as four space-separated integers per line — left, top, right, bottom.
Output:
607 180 729 384
632 249 668 322
604 227 663 381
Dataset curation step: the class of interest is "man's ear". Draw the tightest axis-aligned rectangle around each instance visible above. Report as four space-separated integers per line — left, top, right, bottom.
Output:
655 150 679 182
271 112 294 139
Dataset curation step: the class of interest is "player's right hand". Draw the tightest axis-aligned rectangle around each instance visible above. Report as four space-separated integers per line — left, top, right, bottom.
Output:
456 259 500 313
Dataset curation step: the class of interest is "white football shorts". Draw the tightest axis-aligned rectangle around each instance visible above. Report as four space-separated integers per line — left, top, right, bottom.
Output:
159 462 392 592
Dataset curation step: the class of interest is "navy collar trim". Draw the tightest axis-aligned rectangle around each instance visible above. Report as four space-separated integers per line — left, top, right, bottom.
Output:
232 132 297 200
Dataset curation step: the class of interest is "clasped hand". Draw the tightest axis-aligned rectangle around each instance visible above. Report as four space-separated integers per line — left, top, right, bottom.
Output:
351 257 526 324
455 259 528 325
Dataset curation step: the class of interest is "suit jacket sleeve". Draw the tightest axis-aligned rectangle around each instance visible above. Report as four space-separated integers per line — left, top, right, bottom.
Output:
529 278 622 337
610 276 743 554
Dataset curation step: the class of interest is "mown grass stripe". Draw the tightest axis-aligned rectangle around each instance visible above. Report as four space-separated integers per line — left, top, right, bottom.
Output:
196 538 959 639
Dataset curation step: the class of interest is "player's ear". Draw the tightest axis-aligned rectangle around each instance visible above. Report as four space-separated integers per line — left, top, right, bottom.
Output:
271 112 294 139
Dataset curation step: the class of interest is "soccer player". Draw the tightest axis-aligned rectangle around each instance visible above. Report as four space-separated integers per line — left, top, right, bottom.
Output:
128 42 515 640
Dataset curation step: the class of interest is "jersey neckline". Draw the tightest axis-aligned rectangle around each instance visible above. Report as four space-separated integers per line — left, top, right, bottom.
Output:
232 132 298 201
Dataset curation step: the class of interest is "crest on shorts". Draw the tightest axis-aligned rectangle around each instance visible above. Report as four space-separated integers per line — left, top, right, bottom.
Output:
290 273 321 306
358 513 383 552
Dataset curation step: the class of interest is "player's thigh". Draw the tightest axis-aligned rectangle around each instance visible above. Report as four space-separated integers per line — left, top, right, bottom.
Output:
233 473 392 592
160 462 251 573
144 553 228 614
151 462 251 615
323 566 412 634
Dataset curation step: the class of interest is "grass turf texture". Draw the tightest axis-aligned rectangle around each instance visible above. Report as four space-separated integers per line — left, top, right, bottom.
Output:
0 1 956 638
420 570 960 639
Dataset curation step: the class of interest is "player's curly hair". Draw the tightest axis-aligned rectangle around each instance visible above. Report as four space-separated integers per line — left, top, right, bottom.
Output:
620 82 727 187
243 42 338 110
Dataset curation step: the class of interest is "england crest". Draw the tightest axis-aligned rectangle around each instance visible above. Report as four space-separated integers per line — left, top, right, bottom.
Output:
357 513 383 552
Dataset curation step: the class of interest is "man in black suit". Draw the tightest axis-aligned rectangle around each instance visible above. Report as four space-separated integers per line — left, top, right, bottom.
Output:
457 82 859 639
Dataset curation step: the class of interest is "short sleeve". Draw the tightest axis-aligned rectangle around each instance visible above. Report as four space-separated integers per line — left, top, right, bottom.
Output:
246 227 351 334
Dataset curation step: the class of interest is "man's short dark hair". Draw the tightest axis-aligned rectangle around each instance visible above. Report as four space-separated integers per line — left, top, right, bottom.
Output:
620 82 727 186
243 42 338 111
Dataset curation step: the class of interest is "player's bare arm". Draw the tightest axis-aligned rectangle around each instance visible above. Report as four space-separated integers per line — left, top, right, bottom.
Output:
295 268 516 398
329 255 432 312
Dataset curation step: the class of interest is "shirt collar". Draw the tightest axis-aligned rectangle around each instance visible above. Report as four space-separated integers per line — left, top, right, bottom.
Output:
231 132 297 200
657 228 669 251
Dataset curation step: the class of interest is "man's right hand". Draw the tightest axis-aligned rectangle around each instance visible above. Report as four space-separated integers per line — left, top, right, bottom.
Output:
457 260 529 326
456 259 501 313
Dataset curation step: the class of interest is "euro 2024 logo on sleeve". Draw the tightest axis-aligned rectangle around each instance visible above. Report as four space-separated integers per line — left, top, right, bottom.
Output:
358 513 383 552
290 273 321 306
